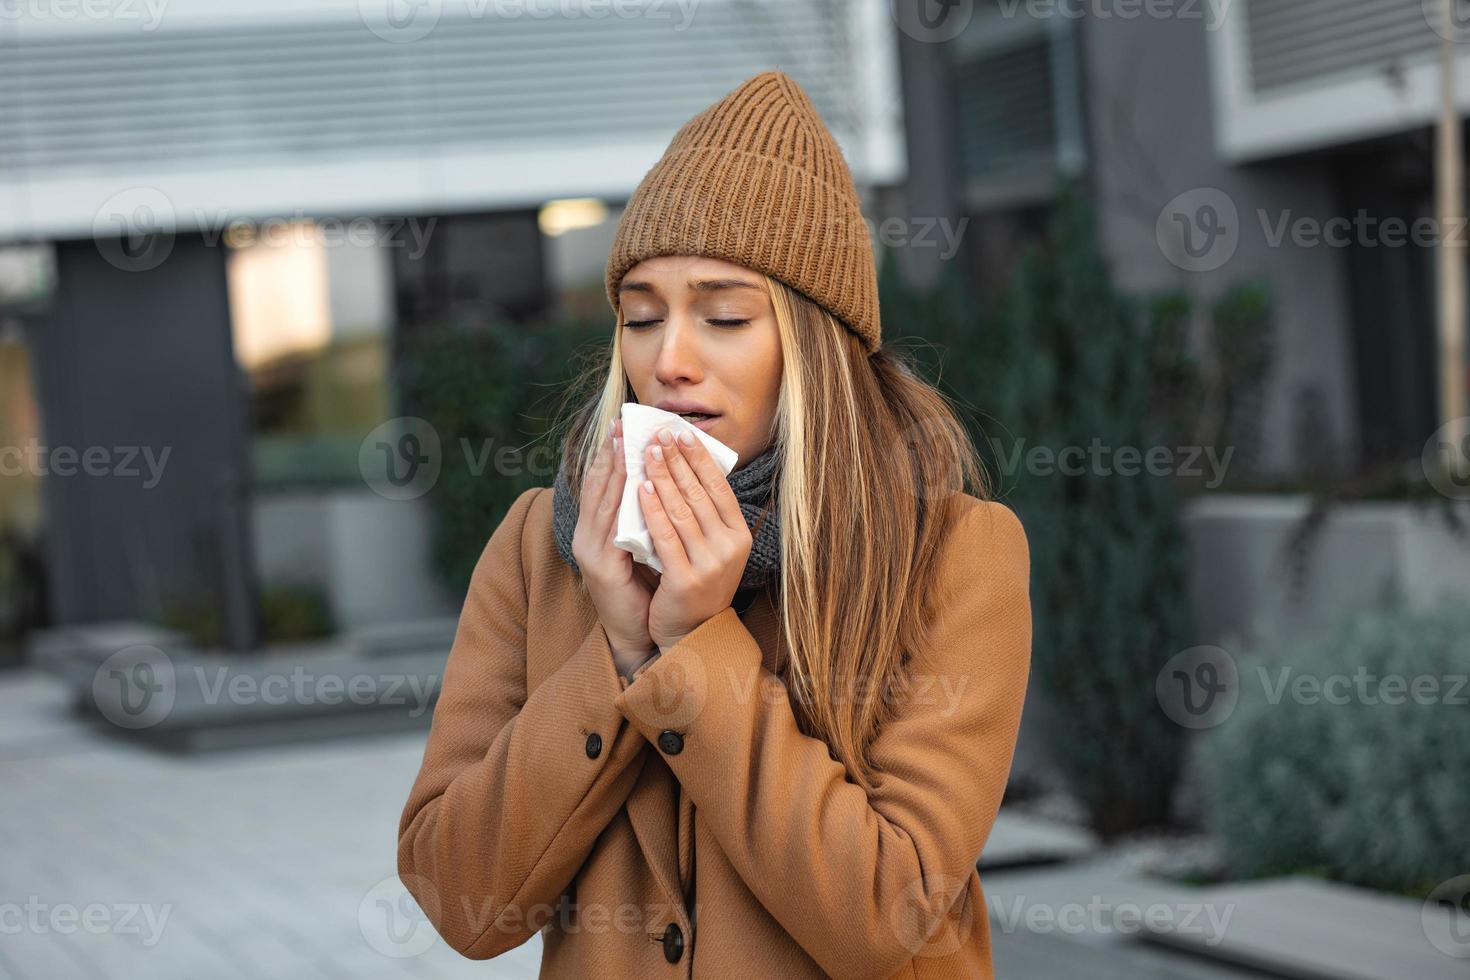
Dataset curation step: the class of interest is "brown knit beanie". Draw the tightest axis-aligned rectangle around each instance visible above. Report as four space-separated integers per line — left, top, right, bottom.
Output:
604 70 881 353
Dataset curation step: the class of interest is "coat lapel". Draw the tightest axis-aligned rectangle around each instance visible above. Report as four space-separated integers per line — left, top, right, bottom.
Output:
622 751 684 913
621 586 784 910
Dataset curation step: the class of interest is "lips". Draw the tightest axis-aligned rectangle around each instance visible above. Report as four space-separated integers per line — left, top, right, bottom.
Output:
679 413 720 433
656 399 719 415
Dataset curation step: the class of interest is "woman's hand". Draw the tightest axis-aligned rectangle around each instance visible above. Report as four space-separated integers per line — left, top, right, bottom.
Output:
639 428 752 652
572 417 660 677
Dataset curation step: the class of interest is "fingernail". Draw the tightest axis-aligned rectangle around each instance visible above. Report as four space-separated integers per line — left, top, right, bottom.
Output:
658 429 673 446
651 444 663 461
613 436 620 452
642 480 654 494
679 431 695 446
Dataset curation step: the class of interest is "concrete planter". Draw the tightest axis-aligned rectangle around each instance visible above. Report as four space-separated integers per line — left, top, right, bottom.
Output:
1009 493 1470 828
253 488 458 632
1181 493 1470 649
27 618 454 751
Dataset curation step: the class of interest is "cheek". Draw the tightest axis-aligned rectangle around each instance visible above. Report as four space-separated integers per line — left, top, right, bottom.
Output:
750 340 782 411
620 343 652 387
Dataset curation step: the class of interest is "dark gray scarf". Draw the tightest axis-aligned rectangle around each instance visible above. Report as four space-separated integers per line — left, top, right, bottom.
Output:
552 439 782 592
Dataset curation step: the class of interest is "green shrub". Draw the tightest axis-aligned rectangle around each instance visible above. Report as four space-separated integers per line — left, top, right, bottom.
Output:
994 187 1199 836
258 583 333 643
1199 594 1470 895
157 594 221 648
157 582 334 647
396 317 608 598
878 183 1206 837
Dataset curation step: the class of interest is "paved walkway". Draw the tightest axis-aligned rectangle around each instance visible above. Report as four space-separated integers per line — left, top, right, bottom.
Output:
0 669 539 980
0 668 1270 979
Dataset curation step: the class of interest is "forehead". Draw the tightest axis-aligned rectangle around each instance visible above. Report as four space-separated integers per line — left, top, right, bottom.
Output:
623 254 760 284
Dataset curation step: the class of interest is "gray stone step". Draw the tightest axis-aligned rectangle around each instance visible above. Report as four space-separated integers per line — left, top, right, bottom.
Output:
981 811 1098 870
346 616 458 658
1130 875 1464 980
992 924 1275 979
25 619 451 752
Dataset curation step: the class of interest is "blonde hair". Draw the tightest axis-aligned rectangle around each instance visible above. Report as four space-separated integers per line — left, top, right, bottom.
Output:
553 275 991 789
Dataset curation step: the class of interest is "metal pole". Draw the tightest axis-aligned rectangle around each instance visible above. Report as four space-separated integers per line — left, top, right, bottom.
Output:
1438 0 1469 476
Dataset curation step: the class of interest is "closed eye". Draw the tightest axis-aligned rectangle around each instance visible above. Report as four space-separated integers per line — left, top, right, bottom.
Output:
623 318 751 329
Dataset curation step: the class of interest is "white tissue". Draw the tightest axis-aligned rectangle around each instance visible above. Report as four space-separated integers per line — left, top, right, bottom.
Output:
614 402 740 573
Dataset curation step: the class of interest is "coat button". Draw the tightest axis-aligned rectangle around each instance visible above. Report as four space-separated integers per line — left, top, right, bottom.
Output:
584 733 602 759
661 922 684 963
657 730 683 755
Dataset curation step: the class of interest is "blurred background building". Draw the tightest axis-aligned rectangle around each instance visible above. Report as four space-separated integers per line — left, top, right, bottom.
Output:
1 0 904 652
5 0 1466 654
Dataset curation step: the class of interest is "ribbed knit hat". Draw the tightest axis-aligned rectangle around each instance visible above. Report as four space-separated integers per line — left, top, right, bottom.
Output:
605 70 881 353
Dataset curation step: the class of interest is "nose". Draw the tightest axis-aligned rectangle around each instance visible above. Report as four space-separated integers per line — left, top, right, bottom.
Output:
652 317 705 388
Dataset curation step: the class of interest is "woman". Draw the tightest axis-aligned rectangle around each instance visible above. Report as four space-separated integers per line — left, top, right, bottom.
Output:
397 70 1032 979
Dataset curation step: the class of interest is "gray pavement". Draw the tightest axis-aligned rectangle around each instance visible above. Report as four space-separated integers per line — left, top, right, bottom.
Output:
0 669 540 980
0 667 1275 979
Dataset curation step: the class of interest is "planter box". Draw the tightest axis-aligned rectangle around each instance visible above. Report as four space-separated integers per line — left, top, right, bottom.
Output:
253 488 459 632
26 620 190 691
1181 494 1470 649
26 619 452 751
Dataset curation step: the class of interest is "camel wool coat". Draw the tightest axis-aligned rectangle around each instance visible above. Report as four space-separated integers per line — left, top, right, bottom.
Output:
397 484 1032 979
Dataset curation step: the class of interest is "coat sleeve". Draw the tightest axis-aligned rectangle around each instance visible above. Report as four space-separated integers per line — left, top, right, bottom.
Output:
397 486 652 960
613 498 1032 980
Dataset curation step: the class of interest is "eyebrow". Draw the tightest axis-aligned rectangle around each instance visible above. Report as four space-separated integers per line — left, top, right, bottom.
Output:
618 277 762 295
